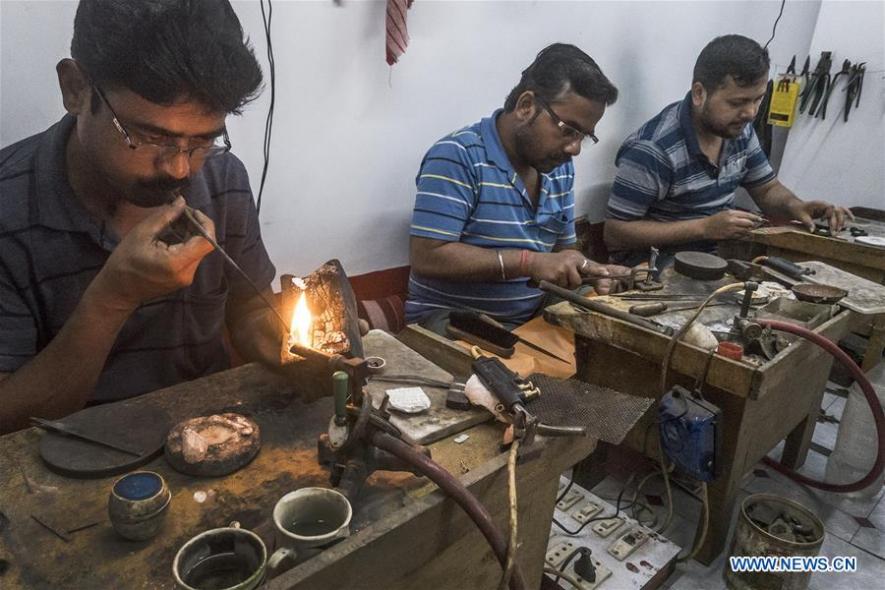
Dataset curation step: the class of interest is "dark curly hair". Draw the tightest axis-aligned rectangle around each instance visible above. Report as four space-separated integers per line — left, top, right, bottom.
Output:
72 0 263 115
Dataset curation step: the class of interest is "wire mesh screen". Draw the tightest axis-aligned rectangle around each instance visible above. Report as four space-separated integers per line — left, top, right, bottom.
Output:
527 374 654 445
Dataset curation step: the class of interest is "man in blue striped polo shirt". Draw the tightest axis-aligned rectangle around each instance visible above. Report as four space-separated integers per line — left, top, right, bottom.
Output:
0 1 281 433
605 35 851 266
407 44 626 332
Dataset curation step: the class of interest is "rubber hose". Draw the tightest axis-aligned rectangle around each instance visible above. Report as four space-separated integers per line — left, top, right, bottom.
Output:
370 431 527 590
758 319 885 493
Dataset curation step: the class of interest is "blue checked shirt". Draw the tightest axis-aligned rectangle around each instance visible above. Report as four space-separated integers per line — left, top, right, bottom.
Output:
0 115 275 402
606 93 775 260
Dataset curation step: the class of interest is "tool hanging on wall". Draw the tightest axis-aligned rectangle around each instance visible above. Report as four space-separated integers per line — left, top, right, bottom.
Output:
843 62 866 122
799 51 832 117
799 55 811 87
816 59 851 120
767 56 800 128
753 78 775 155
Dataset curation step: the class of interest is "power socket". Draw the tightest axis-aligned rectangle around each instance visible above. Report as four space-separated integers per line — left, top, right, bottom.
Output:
607 527 650 560
573 555 612 590
556 489 584 511
546 540 578 569
545 544 612 590
591 517 624 538
571 500 603 524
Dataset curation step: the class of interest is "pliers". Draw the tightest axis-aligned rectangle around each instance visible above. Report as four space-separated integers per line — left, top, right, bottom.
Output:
776 56 797 92
817 59 851 120
800 51 832 117
843 62 866 122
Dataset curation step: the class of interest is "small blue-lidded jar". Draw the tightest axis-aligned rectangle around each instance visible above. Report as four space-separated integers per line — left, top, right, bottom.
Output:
108 471 171 541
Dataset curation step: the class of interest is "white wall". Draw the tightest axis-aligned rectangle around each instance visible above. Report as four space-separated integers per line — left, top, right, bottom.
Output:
778 0 885 210
1 0 826 278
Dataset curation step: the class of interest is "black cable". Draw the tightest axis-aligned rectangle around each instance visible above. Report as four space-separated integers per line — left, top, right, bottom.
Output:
256 0 275 216
552 476 630 536
551 547 583 585
556 474 575 505
764 0 786 50
692 348 717 400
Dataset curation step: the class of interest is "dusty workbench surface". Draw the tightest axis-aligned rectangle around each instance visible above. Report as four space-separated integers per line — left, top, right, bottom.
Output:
735 209 885 284
0 332 604 589
544 286 865 564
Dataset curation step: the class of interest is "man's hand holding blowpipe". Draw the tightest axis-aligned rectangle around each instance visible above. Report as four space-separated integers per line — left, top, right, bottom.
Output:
93 196 216 314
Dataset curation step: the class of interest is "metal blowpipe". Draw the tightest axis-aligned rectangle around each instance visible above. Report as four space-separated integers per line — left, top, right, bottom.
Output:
169 191 289 331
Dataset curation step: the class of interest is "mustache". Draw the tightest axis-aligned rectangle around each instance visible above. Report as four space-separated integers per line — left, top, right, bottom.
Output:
137 177 191 196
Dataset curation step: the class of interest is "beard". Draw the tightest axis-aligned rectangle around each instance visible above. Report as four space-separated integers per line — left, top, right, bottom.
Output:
699 106 748 139
514 122 571 173
124 177 191 208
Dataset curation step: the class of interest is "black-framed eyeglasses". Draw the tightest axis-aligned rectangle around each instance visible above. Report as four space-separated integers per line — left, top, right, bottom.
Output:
535 95 599 145
90 82 231 160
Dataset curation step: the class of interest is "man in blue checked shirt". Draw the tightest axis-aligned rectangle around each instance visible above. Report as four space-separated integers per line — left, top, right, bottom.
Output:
605 35 852 266
406 44 627 333
0 1 281 433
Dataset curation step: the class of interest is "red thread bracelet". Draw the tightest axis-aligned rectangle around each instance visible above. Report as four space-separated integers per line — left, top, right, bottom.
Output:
519 250 532 277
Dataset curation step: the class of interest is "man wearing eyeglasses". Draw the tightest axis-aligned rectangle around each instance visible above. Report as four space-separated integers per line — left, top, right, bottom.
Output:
0 0 279 433
407 44 626 333
605 35 851 266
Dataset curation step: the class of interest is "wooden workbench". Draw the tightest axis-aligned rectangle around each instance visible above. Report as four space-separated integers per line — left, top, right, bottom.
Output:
0 335 598 589
544 297 864 565
724 213 885 371
733 207 885 284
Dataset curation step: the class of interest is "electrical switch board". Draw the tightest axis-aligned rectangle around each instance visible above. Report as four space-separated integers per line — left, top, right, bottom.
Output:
546 475 682 589
571 500 603 524
608 528 650 560
591 517 624 538
556 488 584 511
544 541 612 590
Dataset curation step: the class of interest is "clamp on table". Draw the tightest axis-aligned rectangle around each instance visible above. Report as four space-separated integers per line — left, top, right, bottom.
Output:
469 350 585 449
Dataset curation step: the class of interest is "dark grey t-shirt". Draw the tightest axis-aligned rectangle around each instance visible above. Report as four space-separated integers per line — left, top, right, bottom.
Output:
0 115 276 402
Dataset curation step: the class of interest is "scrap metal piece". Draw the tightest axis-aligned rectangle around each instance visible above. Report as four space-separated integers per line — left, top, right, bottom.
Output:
31 515 71 543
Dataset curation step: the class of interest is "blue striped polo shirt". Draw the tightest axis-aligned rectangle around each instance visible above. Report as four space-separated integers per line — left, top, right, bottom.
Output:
406 110 576 325
606 92 775 259
0 115 276 402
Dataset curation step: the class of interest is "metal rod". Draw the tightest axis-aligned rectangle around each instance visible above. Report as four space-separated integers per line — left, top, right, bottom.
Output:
30 417 143 457
179 205 290 332
168 191 288 332
31 515 71 542
538 281 674 335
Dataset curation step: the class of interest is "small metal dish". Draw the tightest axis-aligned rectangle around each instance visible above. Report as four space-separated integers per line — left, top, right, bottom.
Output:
108 471 171 541
364 356 386 374
791 283 847 305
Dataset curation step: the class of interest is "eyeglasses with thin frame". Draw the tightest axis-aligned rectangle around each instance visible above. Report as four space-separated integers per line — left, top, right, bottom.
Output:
534 95 599 146
90 82 231 160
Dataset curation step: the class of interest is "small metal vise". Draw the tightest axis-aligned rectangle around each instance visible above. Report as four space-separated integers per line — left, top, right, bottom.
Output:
317 371 429 501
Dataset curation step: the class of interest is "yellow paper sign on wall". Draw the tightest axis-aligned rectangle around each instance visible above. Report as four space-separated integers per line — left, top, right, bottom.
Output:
768 77 800 127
